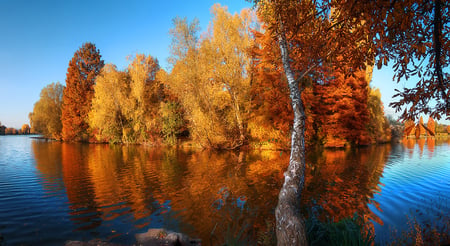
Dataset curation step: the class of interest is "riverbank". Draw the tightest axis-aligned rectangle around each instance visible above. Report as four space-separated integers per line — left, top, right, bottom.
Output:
27 134 414 151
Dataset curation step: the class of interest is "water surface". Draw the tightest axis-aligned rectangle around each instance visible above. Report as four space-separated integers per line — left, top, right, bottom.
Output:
0 135 448 245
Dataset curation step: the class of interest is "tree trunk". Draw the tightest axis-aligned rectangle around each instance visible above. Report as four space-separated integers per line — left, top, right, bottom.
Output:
227 87 245 148
432 0 448 111
232 93 245 145
275 28 308 245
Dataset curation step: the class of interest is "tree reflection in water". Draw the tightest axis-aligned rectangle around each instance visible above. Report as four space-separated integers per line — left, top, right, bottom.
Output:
33 141 391 245
302 146 390 233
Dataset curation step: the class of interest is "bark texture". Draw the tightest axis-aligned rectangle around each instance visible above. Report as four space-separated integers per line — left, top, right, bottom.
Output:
275 30 308 245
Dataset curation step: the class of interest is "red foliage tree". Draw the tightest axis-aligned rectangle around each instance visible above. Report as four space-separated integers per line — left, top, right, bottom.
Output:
314 69 371 147
62 43 104 141
251 27 372 148
251 27 321 148
250 29 292 140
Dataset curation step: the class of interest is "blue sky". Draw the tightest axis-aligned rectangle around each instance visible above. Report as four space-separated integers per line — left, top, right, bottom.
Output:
0 0 446 128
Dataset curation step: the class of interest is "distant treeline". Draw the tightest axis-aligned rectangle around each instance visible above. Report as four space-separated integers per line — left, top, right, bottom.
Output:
0 122 31 135
28 4 449 149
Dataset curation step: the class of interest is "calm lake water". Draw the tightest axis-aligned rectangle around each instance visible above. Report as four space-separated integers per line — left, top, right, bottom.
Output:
0 135 449 245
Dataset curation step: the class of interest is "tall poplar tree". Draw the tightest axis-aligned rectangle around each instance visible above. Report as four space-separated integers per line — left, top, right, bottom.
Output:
62 42 104 141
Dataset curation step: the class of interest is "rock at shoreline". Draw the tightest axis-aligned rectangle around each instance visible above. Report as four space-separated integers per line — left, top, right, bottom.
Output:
65 229 200 246
135 228 201 246
65 239 122 246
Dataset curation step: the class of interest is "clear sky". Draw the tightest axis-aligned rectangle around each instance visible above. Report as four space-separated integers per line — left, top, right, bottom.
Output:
0 0 447 128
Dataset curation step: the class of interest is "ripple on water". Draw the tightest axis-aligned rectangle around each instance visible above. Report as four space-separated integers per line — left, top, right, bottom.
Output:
1 136 449 246
372 143 450 244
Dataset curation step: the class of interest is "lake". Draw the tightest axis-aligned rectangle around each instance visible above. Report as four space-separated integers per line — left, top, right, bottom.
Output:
0 135 449 245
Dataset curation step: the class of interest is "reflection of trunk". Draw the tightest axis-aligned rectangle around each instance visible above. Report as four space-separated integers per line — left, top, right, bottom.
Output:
275 27 308 245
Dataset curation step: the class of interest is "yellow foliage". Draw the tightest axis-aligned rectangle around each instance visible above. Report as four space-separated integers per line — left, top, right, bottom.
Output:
164 5 255 149
89 64 129 143
30 82 64 139
89 55 160 143
367 87 391 143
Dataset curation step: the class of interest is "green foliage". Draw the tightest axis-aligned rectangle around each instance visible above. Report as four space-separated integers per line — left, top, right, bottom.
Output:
30 82 64 139
160 102 184 146
306 214 374 246
255 211 375 246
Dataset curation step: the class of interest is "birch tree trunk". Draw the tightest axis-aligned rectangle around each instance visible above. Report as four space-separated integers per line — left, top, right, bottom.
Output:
275 28 308 246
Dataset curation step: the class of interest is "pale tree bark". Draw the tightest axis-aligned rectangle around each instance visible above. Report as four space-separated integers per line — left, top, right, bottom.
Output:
231 91 246 145
275 27 308 245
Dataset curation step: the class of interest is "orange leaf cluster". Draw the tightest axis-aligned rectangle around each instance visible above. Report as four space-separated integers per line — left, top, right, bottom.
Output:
62 43 104 142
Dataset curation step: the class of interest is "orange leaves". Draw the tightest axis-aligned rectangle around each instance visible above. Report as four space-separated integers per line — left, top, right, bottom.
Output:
250 17 389 148
62 43 104 142
313 68 373 146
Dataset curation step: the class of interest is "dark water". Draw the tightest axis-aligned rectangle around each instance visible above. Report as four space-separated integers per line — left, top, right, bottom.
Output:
0 136 449 245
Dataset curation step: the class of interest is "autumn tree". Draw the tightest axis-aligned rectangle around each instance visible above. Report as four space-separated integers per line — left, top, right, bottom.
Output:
125 54 161 143
164 16 221 148
155 69 187 145
313 69 372 147
21 124 30 135
367 88 391 143
30 82 64 139
204 5 255 145
251 29 389 148
164 5 255 149
251 0 450 244
252 1 374 243
89 55 161 144
89 64 129 143
249 25 293 149
5 128 18 135
62 42 104 142
327 0 449 121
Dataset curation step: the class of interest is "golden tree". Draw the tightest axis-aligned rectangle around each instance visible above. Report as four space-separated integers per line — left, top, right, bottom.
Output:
21 124 30 135
89 55 160 144
165 5 255 149
89 64 129 143
30 82 64 139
